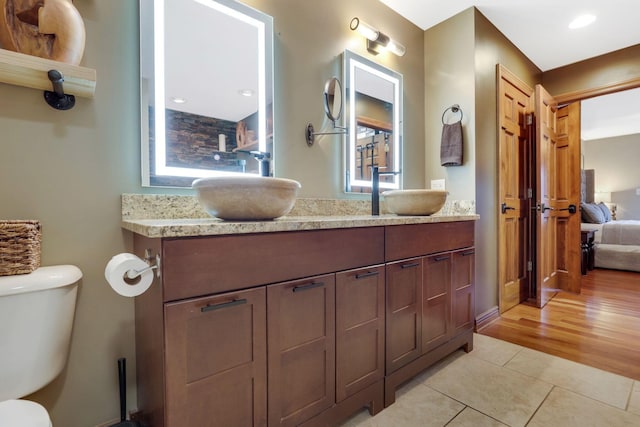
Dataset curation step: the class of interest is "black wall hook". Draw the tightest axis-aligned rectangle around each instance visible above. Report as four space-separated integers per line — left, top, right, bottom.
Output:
44 70 76 110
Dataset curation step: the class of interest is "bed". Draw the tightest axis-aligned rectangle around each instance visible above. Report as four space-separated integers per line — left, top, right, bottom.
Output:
581 215 640 272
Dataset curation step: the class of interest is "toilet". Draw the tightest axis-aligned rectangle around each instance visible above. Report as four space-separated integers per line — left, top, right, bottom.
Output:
0 265 82 427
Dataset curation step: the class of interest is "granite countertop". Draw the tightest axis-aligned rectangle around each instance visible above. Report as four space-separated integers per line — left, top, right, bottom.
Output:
122 214 479 238
121 193 478 238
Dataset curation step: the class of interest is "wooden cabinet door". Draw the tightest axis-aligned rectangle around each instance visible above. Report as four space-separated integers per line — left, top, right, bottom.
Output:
385 258 422 374
452 249 475 335
164 287 267 427
422 253 451 353
268 274 335 426
336 265 385 402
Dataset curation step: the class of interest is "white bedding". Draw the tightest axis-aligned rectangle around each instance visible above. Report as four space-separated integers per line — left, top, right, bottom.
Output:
600 220 640 245
581 220 640 245
581 220 640 272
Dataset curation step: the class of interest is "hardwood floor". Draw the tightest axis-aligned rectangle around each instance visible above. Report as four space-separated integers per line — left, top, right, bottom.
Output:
479 268 640 381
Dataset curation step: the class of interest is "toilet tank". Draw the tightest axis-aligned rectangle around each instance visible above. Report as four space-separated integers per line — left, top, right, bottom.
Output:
0 265 82 401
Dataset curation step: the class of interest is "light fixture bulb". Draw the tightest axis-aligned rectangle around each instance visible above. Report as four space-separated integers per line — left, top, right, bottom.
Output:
238 89 254 97
569 14 596 29
171 96 186 104
350 17 379 41
386 39 406 57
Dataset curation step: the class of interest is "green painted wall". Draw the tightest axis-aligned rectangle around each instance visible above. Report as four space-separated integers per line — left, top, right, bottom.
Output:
0 1 424 426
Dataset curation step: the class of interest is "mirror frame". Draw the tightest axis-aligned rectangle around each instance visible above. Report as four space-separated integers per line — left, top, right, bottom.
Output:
343 50 403 192
140 0 274 187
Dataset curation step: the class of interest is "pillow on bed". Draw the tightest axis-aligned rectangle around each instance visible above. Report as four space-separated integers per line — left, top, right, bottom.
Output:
597 202 612 222
581 202 606 223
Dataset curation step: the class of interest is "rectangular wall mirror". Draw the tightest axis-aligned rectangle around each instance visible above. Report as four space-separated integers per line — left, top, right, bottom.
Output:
343 50 403 193
140 0 274 187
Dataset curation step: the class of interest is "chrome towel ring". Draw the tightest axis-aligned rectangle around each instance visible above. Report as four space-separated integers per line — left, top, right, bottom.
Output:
442 104 463 125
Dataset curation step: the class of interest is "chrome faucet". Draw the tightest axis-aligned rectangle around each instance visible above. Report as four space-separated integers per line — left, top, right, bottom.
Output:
371 166 401 215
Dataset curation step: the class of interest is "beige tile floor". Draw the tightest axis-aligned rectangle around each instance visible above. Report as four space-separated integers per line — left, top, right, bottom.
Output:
342 334 640 426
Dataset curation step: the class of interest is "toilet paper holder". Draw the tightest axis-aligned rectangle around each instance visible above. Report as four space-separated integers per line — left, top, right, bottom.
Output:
125 249 160 280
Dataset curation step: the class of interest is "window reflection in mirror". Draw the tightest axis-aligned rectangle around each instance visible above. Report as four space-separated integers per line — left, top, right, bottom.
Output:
140 0 274 187
343 50 402 193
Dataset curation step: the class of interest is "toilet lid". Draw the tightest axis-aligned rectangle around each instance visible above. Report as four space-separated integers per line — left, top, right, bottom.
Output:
0 400 52 427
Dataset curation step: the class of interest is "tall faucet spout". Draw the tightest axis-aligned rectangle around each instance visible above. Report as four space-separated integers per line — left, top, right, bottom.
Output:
371 166 401 215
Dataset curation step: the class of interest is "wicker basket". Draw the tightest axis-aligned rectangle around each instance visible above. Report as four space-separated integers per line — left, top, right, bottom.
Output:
0 220 41 276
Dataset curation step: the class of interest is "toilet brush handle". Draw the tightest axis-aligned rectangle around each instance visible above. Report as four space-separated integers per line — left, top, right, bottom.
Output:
118 358 126 422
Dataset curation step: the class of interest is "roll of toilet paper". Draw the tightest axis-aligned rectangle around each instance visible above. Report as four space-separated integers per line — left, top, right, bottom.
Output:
105 253 154 297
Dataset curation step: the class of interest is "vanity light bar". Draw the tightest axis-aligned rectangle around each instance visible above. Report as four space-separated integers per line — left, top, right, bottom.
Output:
350 17 406 57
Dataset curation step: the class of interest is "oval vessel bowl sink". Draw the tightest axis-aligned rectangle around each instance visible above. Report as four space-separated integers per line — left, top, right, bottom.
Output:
193 176 301 220
382 189 447 216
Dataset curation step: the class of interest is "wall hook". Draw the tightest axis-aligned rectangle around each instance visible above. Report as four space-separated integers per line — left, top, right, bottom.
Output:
44 70 76 110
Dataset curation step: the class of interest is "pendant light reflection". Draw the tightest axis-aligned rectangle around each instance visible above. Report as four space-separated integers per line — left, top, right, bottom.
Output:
350 17 406 57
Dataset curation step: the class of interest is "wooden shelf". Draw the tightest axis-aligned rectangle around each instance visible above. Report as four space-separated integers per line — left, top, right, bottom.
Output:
0 48 96 98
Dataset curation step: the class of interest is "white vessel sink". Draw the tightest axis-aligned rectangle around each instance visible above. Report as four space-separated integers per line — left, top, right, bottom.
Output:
382 189 447 216
193 176 301 220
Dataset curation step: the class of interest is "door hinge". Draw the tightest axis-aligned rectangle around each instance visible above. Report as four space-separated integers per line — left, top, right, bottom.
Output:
527 261 533 272
526 113 533 126
527 188 533 199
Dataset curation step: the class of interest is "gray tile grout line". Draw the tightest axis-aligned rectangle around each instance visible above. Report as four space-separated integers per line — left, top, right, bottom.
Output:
442 404 467 426
491 347 637 413
625 380 636 412
424 383 509 427
524 385 556 427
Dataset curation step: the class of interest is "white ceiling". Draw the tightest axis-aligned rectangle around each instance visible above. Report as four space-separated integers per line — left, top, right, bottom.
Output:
379 0 640 72
581 87 640 141
380 0 640 140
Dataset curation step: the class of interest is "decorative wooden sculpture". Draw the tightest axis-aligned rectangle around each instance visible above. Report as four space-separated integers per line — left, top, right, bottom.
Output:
0 0 85 65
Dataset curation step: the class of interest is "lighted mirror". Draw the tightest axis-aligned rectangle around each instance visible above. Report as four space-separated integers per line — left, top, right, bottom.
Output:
140 0 274 187
343 50 402 193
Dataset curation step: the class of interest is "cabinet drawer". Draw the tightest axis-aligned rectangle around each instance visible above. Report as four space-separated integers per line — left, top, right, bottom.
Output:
162 227 384 301
336 265 385 401
385 222 474 262
164 287 266 427
268 275 335 426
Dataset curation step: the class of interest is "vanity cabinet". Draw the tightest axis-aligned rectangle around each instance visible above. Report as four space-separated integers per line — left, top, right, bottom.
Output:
384 222 475 406
132 220 474 425
133 227 385 427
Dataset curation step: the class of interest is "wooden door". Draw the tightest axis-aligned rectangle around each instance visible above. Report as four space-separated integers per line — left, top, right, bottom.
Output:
534 84 559 307
555 103 582 293
421 253 451 353
335 265 385 402
267 274 335 426
164 287 267 427
451 248 475 336
385 257 422 374
497 65 533 313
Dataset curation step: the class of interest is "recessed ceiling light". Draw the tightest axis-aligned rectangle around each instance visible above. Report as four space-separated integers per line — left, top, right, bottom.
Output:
569 14 596 29
171 96 186 104
239 89 254 97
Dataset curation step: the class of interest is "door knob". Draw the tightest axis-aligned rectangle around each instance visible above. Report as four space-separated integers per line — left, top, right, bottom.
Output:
559 204 577 214
501 203 515 214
